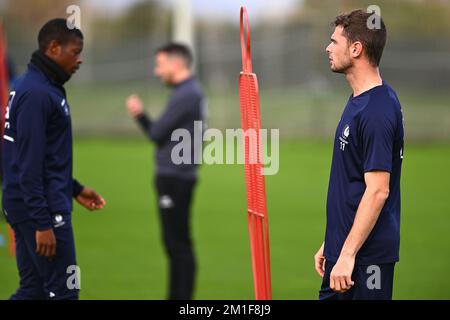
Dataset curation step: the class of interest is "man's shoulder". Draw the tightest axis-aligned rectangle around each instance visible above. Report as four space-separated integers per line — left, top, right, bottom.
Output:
362 84 401 117
12 78 56 114
371 83 400 105
14 67 51 97
14 83 51 103
170 86 203 115
175 78 204 99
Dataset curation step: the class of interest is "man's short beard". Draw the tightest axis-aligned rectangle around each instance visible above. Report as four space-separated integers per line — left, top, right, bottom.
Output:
332 59 353 74
160 75 175 87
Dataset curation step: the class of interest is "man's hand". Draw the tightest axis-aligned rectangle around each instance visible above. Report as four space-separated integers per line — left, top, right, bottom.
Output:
330 254 355 293
314 242 326 278
76 187 106 211
126 94 144 118
36 228 56 259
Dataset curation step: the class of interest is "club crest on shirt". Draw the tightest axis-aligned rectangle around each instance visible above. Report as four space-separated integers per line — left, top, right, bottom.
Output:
339 124 350 151
52 214 66 228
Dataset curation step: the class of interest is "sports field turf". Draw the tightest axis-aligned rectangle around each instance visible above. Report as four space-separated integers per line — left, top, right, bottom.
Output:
1 139 449 299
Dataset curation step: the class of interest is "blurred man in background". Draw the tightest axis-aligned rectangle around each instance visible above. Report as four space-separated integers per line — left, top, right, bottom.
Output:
314 10 404 300
2 18 106 300
126 43 205 300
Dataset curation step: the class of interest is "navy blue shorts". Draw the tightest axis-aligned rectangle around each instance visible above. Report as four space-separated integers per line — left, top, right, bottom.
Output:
9 214 79 300
319 260 395 300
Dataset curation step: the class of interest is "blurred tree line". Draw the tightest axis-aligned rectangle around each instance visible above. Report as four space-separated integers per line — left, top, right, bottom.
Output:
297 0 450 39
2 0 449 52
1 0 449 89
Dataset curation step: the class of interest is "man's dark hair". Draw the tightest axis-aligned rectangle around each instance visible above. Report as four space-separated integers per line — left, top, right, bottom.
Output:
333 9 387 66
38 18 83 52
156 43 193 68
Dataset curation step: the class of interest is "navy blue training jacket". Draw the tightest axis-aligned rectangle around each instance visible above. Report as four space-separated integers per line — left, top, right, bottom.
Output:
2 63 83 230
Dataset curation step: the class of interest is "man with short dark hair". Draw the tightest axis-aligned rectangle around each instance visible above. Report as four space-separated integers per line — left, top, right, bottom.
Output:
126 42 205 300
314 9 404 300
2 18 106 300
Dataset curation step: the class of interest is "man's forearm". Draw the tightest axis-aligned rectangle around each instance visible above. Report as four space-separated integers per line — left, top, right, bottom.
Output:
340 187 389 258
135 112 155 141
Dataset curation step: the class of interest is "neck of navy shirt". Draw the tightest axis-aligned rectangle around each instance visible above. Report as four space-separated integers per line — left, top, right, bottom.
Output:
324 81 404 265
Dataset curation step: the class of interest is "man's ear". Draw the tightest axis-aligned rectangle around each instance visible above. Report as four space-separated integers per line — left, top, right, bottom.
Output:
350 41 363 59
46 40 62 58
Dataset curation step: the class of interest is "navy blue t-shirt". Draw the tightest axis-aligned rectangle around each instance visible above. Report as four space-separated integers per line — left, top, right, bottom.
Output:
324 82 404 265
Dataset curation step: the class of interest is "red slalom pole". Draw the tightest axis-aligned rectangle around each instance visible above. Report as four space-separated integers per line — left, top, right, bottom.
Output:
238 6 272 300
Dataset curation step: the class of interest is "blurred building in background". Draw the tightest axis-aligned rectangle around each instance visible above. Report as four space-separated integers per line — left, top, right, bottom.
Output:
1 0 449 141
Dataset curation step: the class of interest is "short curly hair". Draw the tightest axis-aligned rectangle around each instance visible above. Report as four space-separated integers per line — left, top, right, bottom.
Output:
38 18 83 52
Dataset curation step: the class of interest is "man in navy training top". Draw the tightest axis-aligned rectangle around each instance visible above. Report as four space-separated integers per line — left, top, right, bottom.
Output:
126 43 205 300
314 10 404 300
2 19 106 300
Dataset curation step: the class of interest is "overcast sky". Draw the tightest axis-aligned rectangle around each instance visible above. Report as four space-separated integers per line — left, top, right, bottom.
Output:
86 0 301 21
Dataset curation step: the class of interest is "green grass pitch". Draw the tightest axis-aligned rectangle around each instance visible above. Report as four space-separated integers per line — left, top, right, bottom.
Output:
1 139 450 299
